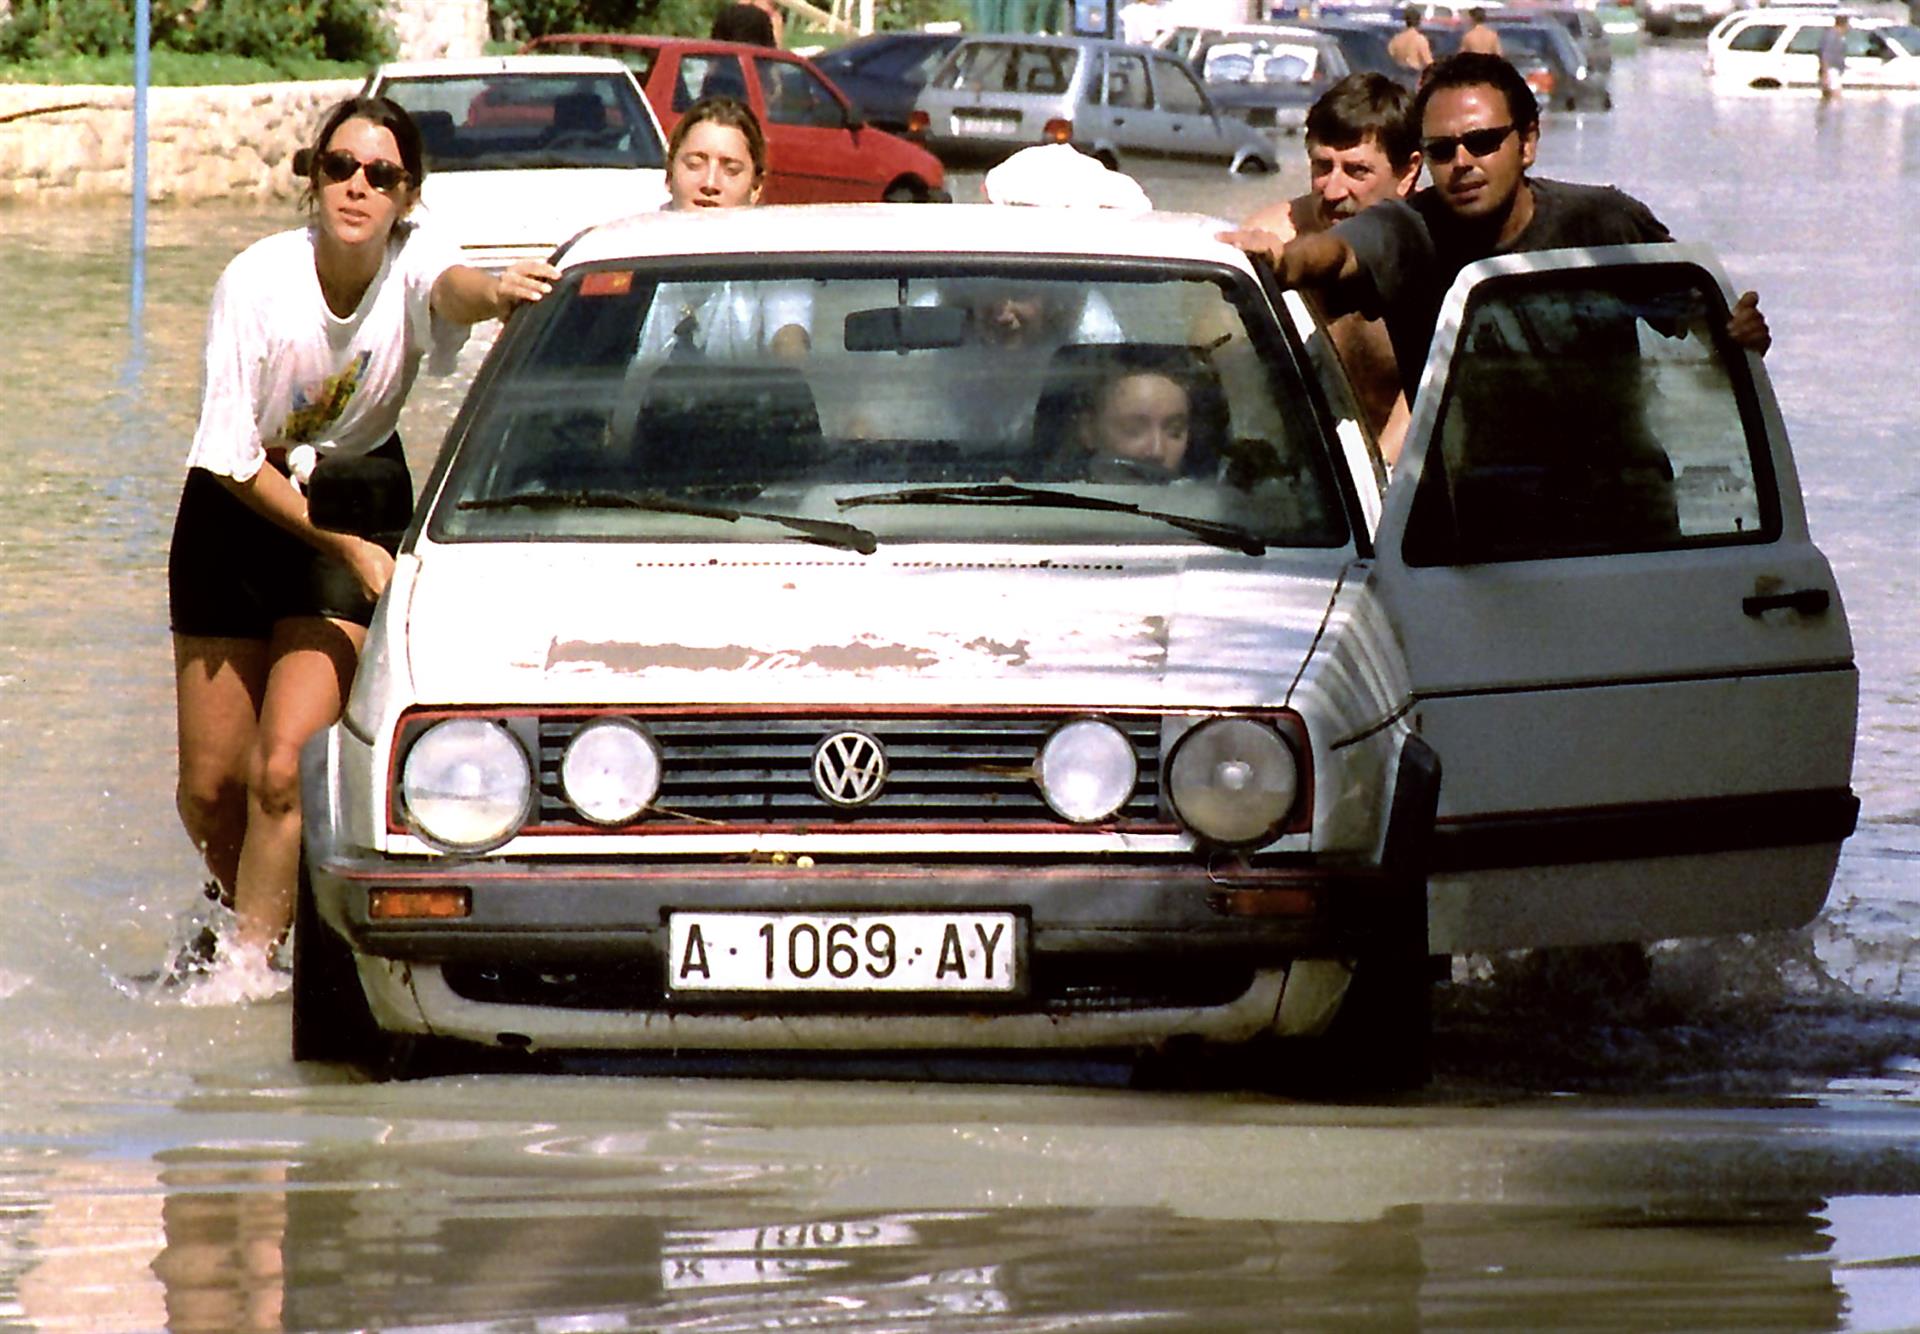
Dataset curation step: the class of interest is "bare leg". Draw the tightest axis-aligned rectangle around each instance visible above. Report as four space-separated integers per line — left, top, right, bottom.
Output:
230 617 364 960
174 635 270 899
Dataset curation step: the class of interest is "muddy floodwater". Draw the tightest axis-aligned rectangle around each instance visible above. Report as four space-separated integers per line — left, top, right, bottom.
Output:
3 41 1920 1331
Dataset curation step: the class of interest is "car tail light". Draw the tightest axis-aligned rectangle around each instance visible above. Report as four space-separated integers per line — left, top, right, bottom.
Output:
906 109 929 137
369 888 472 920
1042 117 1073 143
1528 69 1556 97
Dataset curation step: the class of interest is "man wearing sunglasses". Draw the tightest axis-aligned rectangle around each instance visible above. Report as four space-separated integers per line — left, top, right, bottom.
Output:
1224 53 1769 402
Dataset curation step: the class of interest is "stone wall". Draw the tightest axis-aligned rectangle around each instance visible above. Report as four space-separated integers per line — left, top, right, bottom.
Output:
0 81 360 203
0 0 486 205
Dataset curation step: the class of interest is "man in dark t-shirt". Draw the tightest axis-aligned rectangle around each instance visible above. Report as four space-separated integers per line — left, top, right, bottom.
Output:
711 0 779 46
1223 53 1770 400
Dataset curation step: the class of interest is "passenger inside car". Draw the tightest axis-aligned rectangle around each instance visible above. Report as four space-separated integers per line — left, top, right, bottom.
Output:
1034 344 1227 481
633 97 812 360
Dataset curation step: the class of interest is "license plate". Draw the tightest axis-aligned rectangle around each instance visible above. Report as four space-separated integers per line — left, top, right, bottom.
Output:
668 912 1020 994
954 113 1019 136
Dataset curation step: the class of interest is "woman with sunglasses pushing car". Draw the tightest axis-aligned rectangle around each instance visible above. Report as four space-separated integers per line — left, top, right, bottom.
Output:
165 95 557 996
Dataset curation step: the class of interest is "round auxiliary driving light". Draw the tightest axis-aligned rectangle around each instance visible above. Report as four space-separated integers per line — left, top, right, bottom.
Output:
401 718 533 852
1037 719 1138 824
1167 718 1299 846
561 718 662 826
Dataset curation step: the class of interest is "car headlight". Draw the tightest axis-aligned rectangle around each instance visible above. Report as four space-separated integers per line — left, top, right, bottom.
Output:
1167 718 1299 846
561 718 662 825
400 718 532 851
1037 719 1137 823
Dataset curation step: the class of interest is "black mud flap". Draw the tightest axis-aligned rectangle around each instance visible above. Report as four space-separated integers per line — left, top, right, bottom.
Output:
1280 734 1442 1098
290 852 383 1067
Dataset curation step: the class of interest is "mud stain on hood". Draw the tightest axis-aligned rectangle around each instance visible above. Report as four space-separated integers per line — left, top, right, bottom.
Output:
962 637 1033 666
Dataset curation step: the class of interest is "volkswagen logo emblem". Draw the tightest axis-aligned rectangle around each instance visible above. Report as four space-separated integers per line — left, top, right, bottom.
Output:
812 731 888 807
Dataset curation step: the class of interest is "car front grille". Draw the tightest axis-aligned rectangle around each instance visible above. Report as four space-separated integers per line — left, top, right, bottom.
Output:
534 713 1167 832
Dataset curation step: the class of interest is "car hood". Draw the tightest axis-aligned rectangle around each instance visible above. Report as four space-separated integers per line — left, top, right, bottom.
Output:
398 544 1346 709
416 168 669 253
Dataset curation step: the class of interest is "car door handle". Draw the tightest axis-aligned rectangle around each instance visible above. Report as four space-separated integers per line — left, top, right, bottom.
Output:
1742 587 1830 617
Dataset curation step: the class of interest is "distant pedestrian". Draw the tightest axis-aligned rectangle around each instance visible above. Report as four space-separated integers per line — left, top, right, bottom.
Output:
711 0 782 46
1818 15 1849 100
1459 7 1502 56
1118 0 1171 46
1388 7 1434 73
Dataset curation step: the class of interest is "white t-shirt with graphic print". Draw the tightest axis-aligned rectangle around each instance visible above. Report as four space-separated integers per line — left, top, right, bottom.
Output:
185 223 469 482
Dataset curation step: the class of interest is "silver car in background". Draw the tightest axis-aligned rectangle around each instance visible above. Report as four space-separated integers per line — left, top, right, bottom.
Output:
914 35 1279 173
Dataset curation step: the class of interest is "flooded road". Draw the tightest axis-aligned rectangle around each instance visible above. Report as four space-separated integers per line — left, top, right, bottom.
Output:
3 40 1920 1329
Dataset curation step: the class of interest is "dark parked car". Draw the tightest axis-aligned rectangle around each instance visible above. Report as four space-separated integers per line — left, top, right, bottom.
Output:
1513 4 1616 81
812 30 964 132
1304 15 1422 85
1430 17 1611 110
524 33 948 201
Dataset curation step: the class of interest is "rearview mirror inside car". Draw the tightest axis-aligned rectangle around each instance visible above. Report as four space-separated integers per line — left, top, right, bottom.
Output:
844 304 969 353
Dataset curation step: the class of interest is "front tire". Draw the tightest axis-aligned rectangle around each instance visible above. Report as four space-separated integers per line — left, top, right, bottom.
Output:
291 853 381 1065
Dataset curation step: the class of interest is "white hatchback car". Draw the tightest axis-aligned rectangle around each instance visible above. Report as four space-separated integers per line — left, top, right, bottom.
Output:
1706 11 1920 91
362 56 670 272
296 205 1858 1086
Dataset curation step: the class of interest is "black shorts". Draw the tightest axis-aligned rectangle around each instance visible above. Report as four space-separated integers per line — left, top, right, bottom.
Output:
167 437 411 640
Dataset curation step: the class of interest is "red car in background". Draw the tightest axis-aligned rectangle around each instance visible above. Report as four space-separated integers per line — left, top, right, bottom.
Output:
523 34 949 202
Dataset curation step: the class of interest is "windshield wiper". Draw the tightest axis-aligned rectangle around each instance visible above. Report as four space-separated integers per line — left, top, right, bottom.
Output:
837 483 1267 556
460 488 877 554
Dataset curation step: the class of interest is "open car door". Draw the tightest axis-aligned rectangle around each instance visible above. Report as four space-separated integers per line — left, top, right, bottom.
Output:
1371 245 1858 954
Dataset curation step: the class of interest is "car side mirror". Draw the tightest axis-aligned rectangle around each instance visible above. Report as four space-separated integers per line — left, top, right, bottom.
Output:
308 454 415 541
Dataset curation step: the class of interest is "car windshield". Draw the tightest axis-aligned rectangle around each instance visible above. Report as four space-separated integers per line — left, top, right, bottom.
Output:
1204 41 1320 84
428 258 1352 551
378 72 666 172
943 42 1081 94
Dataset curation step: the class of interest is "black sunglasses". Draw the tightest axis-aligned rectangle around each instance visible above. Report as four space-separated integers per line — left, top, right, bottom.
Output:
1420 124 1516 163
314 148 410 193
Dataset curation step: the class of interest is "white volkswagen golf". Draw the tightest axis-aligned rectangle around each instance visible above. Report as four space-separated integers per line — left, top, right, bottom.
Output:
296 205 1858 1086
363 55 670 272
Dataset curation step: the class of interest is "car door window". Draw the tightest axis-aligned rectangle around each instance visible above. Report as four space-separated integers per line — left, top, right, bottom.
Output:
1103 52 1151 107
1785 25 1828 54
1151 58 1209 114
758 60 847 127
1727 23 1785 51
676 53 751 110
1404 266 1780 565
1852 30 1893 58
946 42 1079 94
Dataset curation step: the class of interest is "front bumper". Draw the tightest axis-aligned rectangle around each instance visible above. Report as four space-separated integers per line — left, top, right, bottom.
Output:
306 852 1403 1053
